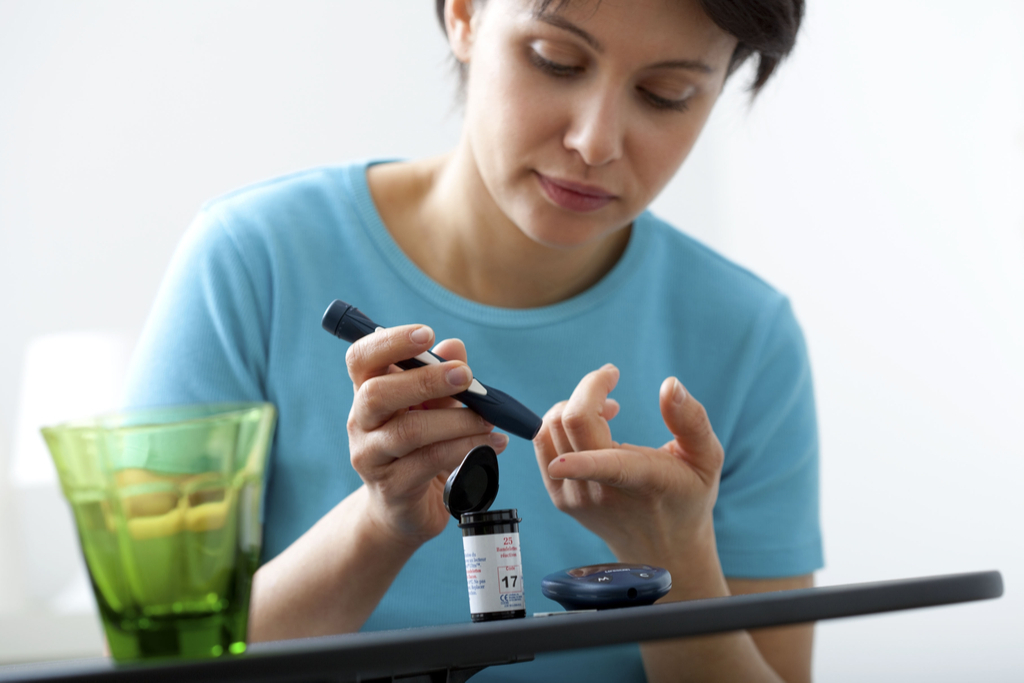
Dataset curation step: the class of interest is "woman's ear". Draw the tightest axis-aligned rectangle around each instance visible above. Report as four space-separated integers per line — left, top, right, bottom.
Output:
444 0 477 64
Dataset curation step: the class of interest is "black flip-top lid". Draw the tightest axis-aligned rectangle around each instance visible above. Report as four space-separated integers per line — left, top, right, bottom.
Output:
443 445 500 519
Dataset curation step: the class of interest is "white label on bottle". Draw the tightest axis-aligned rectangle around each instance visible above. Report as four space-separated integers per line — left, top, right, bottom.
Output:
462 531 524 615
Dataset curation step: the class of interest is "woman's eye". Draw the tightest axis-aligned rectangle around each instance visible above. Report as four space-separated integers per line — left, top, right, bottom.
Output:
639 88 692 112
529 50 584 78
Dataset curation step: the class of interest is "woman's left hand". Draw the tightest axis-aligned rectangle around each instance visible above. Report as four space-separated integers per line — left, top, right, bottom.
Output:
534 363 725 565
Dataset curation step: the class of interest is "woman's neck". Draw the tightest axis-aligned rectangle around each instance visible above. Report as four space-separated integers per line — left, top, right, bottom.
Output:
367 148 630 310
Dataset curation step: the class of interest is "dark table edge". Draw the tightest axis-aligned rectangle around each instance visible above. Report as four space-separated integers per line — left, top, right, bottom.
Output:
0 570 1004 683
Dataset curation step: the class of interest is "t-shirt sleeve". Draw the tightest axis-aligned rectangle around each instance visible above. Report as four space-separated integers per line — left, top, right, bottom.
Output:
123 206 271 409
713 297 824 578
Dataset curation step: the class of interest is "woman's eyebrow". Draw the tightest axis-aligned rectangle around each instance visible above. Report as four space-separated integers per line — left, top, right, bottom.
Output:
534 12 715 74
647 58 714 74
535 12 603 51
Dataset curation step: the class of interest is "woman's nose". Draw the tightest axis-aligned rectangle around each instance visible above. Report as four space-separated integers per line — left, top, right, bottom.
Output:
562 88 625 168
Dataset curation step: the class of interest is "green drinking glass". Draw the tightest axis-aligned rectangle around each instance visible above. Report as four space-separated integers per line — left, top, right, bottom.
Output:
41 402 276 662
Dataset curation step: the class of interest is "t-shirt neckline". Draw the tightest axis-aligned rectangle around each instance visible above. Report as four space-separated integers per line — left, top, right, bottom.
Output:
346 159 650 329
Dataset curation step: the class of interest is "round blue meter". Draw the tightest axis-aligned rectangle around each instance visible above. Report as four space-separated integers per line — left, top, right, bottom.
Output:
540 563 672 611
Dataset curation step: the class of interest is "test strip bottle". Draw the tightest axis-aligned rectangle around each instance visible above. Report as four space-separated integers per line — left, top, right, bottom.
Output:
459 509 525 622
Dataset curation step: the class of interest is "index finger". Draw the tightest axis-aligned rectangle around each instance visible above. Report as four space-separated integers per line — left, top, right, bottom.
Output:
560 364 619 452
546 446 657 492
346 324 434 386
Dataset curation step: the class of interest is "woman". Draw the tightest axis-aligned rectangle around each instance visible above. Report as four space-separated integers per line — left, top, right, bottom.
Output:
126 0 821 680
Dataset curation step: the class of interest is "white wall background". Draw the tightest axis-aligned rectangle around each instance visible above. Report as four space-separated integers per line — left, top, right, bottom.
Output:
1 0 1022 679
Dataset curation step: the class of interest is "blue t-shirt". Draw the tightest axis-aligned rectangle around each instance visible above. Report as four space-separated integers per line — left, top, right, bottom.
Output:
125 160 823 681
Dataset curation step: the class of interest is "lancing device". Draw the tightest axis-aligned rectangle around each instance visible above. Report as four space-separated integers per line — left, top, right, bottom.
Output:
321 300 543 441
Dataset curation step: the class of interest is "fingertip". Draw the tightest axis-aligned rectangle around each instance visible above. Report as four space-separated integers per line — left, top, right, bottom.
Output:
433 337 468 364
602 397 620 420
673 378 686 405
662 377 686 406
433 336 465 350
592 363 619 394
547 456 569 480
410 325 433 345
489 431 509 450
445 363 472 388
543 401 566 422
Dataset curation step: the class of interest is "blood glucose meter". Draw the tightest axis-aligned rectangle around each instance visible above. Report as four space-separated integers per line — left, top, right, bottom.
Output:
541 563 672 611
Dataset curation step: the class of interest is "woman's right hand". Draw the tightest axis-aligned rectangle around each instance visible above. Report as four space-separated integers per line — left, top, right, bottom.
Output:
345 324 509 549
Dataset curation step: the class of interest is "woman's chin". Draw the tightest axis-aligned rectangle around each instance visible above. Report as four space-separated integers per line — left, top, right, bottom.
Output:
524 217 625 252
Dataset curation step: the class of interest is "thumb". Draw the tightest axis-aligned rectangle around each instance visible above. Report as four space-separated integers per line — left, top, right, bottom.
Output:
659 377 724 478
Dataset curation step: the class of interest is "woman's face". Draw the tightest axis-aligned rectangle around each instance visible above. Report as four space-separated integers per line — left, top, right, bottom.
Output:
451 0 738 250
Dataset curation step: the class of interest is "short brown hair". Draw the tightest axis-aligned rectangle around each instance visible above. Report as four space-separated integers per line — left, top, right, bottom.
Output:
433 0 804 95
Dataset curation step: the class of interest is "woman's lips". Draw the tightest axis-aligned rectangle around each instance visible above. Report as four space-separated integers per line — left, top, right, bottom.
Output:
536 173 616 212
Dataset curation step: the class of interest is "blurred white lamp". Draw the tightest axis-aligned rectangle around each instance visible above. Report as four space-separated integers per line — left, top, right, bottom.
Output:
8 331 134 614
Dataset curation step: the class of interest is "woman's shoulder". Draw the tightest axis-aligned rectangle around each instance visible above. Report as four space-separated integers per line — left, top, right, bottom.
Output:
638 210 788 317
200 161 372 229
175 161 382 269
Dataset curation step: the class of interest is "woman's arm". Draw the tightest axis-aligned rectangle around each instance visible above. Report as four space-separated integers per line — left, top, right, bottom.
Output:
249 330 507 642
727 575 815 683
248 485 417 640
637 572 814 683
